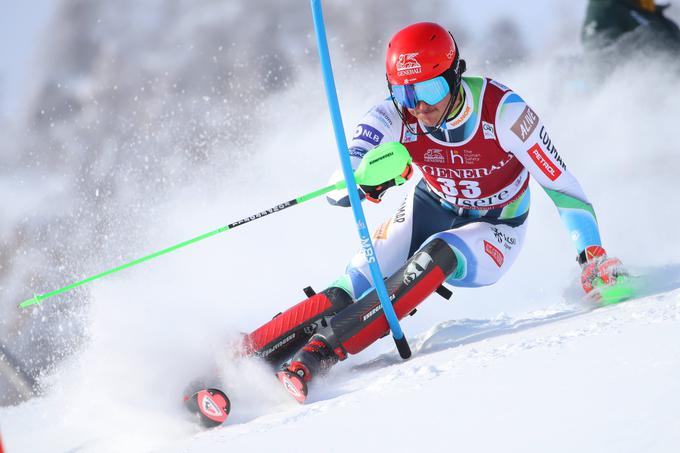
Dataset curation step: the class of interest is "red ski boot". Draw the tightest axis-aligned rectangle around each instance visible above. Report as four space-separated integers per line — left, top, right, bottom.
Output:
277 334 342 403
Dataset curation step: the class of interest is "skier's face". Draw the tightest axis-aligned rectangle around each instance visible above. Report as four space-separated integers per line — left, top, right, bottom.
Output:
407 90 457 127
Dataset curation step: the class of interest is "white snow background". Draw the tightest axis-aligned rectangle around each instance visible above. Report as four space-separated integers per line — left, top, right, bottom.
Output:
2 1 680 452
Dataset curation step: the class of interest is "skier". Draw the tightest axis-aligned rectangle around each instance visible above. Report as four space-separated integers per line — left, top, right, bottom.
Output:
582 0 680 50
239 22 627 404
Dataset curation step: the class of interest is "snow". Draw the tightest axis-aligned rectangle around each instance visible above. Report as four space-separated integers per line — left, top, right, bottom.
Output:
3 291 679 452
2 2 680 453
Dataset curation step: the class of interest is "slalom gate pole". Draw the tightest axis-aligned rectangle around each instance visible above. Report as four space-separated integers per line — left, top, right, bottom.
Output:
18 182 342 309
310 0 411 359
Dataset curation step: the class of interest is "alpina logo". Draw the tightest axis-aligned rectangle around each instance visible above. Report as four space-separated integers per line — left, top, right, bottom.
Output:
446 47 455 59
397 53 422 76
511 106 539 142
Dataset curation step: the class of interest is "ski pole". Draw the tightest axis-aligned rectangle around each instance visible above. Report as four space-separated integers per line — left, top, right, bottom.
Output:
18 142 411 309
310 0 412 359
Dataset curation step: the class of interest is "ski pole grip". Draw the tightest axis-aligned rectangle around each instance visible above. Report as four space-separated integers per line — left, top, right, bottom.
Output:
394 335 412 359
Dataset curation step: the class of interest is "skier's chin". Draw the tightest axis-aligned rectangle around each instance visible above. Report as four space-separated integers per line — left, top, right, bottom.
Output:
409 108 443 127
418 114 441 127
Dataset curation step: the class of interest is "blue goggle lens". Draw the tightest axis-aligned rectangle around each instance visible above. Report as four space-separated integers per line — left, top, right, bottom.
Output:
391 76 450 109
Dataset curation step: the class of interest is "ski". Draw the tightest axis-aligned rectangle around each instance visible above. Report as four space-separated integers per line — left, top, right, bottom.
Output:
183 371 307 428
276 369 308 404
183 387 231 428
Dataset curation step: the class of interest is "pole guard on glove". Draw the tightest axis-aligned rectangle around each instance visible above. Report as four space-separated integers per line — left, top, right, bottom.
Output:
578 245 627 294
360 163 414 203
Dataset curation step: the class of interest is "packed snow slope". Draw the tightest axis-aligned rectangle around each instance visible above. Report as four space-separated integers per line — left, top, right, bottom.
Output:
2 285 680 452
2 9 680 453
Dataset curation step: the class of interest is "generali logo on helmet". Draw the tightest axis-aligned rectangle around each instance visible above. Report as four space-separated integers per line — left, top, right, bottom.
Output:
397 53 422 76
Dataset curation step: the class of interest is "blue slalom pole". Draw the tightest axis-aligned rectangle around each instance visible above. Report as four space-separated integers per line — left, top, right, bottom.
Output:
310 0 411 359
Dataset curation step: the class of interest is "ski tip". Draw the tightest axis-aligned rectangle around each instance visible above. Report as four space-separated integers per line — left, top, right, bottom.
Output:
276 370 308 404
184 388 231 428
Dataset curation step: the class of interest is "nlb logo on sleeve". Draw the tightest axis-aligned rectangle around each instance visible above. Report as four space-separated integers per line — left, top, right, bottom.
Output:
353 124 384 146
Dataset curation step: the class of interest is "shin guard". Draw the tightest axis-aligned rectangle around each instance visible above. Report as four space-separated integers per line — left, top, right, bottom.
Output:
241 287 352 363
324 238 457 356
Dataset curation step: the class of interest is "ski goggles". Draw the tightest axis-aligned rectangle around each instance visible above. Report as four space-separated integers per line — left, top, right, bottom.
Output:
390 75 450 109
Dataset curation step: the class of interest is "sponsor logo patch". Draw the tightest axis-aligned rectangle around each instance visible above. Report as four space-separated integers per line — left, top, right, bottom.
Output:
491 227 517 250
448 104 472 128
260 333 297 358
360 236 376 264
484 241 504 267
362 303 383 322
585 245 606 261
349 146 368 159
283 378 302 397
450 150 465 165
402 124 418 143
538 126 566 170
403 252 434 285
394 202 407 223
353 124 384 145
527 143 562 181
230 202 293 227
423 152 514 180
490 80 510 91
370 106 393 127
373 221 391 241
396 53 422 77
200 394 223 417
511 105 539 142
482 121 496 140
424 148 446 164
461 148 482 164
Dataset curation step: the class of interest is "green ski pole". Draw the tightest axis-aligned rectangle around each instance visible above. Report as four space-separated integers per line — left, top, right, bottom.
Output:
19 142 411 309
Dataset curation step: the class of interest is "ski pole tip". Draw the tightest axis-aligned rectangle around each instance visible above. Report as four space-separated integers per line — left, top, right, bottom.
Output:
394 335 412 360
18 294 42 309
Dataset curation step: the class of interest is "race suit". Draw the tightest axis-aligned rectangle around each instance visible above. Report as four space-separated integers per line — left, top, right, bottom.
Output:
328 76 603 300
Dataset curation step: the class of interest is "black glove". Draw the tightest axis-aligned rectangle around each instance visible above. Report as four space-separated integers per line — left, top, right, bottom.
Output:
359 164 413 203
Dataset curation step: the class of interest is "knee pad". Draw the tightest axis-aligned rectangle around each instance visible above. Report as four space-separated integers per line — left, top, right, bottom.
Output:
324 238 457 356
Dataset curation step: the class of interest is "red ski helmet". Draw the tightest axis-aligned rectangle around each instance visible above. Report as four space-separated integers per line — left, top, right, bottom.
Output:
386 22 461 86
